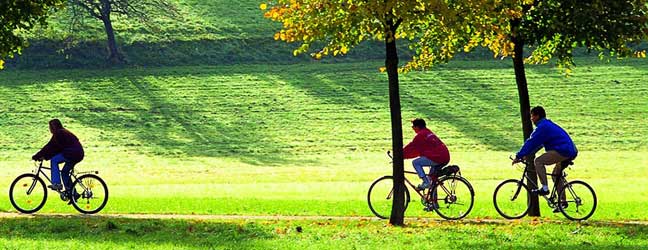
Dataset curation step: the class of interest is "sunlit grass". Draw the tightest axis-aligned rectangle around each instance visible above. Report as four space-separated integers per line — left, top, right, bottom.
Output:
0 59 646 222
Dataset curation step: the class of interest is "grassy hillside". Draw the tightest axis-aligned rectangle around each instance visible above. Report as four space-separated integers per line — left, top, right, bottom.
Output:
1 58 646 157
7 0 401 68
0 58 647 220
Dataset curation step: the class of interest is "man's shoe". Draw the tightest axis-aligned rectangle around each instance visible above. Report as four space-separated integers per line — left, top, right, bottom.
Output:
48 184 63 191
67 192 81 205
531 188 549 196
415 182 430 191
552 202 569 213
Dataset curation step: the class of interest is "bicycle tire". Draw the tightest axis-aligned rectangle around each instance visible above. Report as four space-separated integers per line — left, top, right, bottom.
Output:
558 180 597 221
432 175 474 220
367 176 410 219
71 174 109 214
9 173 48 214
493 179 530 219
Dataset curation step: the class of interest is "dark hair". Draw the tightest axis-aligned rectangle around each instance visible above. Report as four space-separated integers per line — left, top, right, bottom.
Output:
49 119 64 130
531 106 546 118
411 118 426 129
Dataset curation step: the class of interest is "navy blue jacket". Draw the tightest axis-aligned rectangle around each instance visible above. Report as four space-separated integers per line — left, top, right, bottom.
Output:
33 129 84 163
516 118 578 159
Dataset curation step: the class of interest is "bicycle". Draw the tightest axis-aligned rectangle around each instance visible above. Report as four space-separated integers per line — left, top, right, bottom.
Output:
367 152 475 220
9 160 109 214
493 157 597 221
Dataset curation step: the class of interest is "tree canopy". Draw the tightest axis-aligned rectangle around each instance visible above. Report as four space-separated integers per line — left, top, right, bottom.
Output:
0 0 64 69
261 0 505 70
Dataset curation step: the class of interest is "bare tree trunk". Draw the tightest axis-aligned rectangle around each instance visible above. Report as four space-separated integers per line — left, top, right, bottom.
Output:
101 14 123 64
385 19 405 226
512 38 540 217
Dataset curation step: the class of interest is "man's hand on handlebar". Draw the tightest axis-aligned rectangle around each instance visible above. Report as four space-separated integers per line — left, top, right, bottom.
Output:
511 156 525 165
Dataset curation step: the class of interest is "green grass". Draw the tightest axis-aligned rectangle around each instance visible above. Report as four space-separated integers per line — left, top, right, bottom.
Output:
0 216 646 249
0 58 647 221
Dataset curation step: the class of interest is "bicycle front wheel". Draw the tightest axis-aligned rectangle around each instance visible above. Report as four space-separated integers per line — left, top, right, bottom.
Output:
71 174 108 214
558 180 597 221
431 176 474 220
9 173 47 214
493 179 530 219
367 176 410 219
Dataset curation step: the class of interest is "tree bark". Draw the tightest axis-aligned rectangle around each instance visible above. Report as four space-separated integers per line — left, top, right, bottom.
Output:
512 38 540 217
99 0 123 64
385 19 405 226
101 15 122 63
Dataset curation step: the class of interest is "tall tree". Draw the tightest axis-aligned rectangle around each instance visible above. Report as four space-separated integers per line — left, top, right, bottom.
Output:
67 0 176 63
479 0 648 216
262 0 496 225
0 0 64 69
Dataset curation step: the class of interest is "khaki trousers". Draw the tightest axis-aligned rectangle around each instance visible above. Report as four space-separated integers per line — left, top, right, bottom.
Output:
534 151 569 198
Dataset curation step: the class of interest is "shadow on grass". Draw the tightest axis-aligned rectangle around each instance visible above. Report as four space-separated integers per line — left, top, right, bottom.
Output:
0 215 274 249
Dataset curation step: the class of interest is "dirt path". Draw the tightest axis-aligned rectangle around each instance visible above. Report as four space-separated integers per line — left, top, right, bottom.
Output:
0 212 646 226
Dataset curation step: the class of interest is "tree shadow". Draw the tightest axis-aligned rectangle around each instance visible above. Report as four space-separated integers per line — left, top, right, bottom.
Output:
0 215 274 249
60 74 305 166
269 61 525 151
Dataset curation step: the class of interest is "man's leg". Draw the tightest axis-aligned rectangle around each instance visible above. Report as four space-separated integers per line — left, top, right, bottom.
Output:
412 157 436 185
61 161 76 192
49 153 66 190
534 151 568 193
551 162 568 202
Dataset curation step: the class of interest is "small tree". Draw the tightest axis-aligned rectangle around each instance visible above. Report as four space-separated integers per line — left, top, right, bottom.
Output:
0 0 64 69
478 0 648 216
262 0 498 225
67 0 176 63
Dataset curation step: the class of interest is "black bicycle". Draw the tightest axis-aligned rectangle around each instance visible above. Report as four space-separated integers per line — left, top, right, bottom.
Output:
9 160 109 214
493 157 596 221
367 152 474 220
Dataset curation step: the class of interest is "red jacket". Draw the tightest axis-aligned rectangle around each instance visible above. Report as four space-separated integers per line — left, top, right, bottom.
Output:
403 128 450 165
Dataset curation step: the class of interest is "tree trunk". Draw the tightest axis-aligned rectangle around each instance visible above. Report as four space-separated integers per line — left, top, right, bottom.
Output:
100 1 122 64
512 38 540 217
385 20 405 226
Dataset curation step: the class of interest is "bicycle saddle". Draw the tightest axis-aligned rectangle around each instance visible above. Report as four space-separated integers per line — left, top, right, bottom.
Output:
560 159 574 169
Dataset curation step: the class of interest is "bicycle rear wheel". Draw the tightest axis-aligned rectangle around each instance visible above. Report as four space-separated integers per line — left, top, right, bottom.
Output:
9 173 47 214
493 179 530 219
431 176 474 220
367 176 410 219
558 180 597 221
71 174 108 214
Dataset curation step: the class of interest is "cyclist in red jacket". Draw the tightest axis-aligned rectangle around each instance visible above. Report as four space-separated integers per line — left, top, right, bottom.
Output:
403 118 450 190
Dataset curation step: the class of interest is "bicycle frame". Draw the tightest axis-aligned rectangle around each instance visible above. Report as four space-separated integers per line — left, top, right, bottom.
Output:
30 161 99 195
514 162 569 208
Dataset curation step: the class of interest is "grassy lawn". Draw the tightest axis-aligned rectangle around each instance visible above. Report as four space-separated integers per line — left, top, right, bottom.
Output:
0 216 646 249
1 58 646 221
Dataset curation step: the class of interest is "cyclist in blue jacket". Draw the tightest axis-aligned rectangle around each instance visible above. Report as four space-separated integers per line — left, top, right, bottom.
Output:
512 106 578 211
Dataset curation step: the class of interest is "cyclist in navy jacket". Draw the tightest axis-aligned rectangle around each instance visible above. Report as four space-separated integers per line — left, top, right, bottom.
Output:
512 106 577 211
32 119 84 197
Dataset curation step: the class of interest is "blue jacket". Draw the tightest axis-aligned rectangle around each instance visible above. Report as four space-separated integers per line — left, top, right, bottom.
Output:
516 118 578 159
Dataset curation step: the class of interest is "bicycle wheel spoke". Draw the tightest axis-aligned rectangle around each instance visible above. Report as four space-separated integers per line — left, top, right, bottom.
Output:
559 181 597 221
10 174 47 214
493 180 530 219
71 174 108 214
432 176 474 220
367 176 409 219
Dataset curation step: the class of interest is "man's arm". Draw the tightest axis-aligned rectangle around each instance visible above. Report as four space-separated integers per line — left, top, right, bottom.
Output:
515 125 546 159
403 134 422 159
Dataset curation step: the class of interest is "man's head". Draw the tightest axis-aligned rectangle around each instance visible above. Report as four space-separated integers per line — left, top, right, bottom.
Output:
411 118 426 132
48 119 64 134
530 106 546 124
